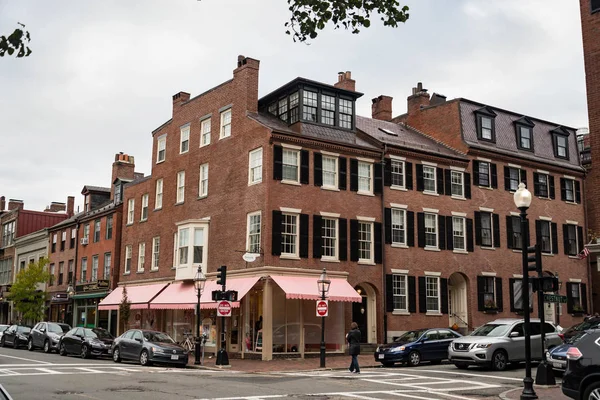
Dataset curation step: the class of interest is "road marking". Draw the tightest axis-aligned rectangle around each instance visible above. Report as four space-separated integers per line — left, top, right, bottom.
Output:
423 369 525 382
0 353 52 364
76 368 103 373
35 368 62 374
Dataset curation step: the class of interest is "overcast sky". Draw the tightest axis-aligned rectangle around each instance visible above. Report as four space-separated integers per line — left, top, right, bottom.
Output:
0 0 587 213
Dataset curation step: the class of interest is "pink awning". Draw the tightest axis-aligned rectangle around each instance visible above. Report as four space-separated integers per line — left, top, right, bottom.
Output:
98 283 169 310
149 276 260 310
270 275 362 302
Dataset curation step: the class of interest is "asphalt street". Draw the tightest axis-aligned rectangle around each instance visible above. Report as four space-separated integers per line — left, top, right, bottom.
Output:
0 347 561 400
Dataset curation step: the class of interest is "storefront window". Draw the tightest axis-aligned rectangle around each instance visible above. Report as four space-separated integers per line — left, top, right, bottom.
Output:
303 300 344 352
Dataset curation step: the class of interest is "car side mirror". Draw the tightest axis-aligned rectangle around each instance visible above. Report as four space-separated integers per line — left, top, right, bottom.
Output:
135 338 143 343
509 331 520 338
40 329 45 333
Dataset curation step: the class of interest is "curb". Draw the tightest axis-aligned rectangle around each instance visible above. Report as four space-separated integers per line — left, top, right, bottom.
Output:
499 387 521 400
185 364 384 374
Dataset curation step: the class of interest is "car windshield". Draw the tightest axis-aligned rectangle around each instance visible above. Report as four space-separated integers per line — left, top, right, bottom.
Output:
567 331 588 345
48 323 70 333
0 326 8 332
17 326 31 334
471 324 511 337
143 331 174 343
574 319 600 332
394 330 426 343
84 329 112 339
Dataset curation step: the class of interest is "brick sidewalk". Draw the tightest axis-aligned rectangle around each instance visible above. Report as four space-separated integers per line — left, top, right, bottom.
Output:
500 386 566 400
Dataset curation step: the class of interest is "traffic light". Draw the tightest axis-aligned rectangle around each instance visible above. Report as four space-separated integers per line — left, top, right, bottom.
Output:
216 265 227 287
526 244 542 273
226 290 238 302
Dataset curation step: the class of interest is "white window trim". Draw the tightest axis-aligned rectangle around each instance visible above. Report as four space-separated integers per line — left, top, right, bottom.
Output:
151 237 160 271
539 216 552 221
245 211 261 256
425 276 441 313
248 147 263 186
566 220 579 225
357 160 374 196
320 216 339 262
176 221 209 271
391 208 407 247
179 124 190 154
450 170 465 199
124 245 132 274
421 161 438 167
320 150 340 157
481 271 497 276
200 117 211 147
321 154 339 190
138 243 145 272
390 159 406 190
281 148 301 185
141 194 149 221
281 143 302 150
392 273 409 312
176 171 185 204
127 199 135 225
422 165 437 194
199 163 209 198
155 179 163 210
156 135 166 164
424 213 439 250
281 212 300 259
358 221 375 265
479 207 494 212
219 108 232 139
452 216 467 252
280 207 302 214
390 203 408 209
320 211 341 218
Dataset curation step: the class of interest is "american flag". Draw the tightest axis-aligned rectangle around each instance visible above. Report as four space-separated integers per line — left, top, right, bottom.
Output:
577 246 591 260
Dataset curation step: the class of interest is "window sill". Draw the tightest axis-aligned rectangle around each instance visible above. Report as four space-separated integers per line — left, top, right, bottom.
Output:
565 201 579 206
153 208 162 212
453 249 468 254
426 312 443 316
321 186 340 192
280 254 301 260
358 260 376 266
140 219 148 223
451 195 467 201
150 268 159 273
478 186 494 190
542 253 554 257
391 243 409 249
424 247 440 252
126 223 133 227
156 160 165 165
197 195 208 200
537 196 551 201
200 143 210 148
423 191 439 197
281 180 301 186
320 258 340 263
175 201 184 206
390 185 407 191
569 255 582 259
480 246 496 251
219 134 232 141
137 269 144 274
171 266 176 270
248 180 262 187
123 272 131 276
392 311 410 316
512 249 522 253
357 191 374 197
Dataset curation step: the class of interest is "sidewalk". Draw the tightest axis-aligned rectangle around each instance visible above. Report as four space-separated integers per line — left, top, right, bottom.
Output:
500 386 566 400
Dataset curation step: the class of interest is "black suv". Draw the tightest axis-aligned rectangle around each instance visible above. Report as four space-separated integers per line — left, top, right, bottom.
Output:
28 322 70 353
561 318 600 342
562 329 600 399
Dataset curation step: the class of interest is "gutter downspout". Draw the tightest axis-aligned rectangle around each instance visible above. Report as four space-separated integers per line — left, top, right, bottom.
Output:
381 144 388 344
582 172 594 314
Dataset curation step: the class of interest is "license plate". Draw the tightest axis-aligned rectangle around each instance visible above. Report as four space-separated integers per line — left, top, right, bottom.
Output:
378 354 384 360
171 355 179 360
553 362 562 369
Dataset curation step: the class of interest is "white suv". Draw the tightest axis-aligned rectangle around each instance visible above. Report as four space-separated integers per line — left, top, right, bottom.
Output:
448 318 562 371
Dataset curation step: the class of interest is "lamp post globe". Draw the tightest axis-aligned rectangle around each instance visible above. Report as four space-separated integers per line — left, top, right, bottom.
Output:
513 182 532 209
194 266 206 365
66 284 75 298
317 268 330 369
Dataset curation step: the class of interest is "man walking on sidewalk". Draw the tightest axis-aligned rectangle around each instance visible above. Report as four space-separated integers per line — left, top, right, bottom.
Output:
347 322 361 374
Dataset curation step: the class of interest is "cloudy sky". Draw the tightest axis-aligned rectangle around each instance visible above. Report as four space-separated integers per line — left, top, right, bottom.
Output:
0 0 587 212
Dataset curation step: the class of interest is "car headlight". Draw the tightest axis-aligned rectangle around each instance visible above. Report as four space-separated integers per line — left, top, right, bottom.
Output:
17 334 27 340
152 347 164 354
376 346 380 352
391 346 406 353
476 343 492 348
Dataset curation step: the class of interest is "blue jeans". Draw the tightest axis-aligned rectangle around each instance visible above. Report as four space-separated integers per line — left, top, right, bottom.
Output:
349 354 360 372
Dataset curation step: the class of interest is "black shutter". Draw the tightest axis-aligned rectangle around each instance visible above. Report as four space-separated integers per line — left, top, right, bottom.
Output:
416 164 424 192
563 224 569 255
271 210 282 255
493 213 500 248
418 277 426 313
446 216 454 251
474 212 482 246
405 162 413 190
496 278 504 312
491 163 498 188
312 215 322 258
385 274 394 312
582 284 588 314
374 222 382 264
313 153 322 187
300 150 309 184
578 226 584 254
575 181 581 204
407 211 415 247
441 278 449 314
520 169 527 188
384 158 392 187
438 216 446 250
533 172 540 196
464 173 471 199
504 166 511 191
549 175 555 199
444 169 452 196
384 208 392 244
408 276 417 313
350 219 359 261
509 278 516 312
273 145 283 181
566 282 574 314
551 222 558 255
299 213 309 258
477 276 485 311
472 160 480 186
417 213 425 248
506 216 514 249
339 218 347 261
535 220 542 246
338 157 347 190
466 218 474 252
374 162 383 194
437 168 444 195
560 178 566 201
350 159 358 192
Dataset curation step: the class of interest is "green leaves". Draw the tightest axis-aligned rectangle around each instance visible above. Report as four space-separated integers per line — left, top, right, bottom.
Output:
286 0 409 43
119 285 131 329
11 257 51 321
0 23 32 58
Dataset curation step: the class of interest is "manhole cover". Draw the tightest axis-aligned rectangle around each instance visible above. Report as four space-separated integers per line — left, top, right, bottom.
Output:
55 391 84 395
108 387 145 393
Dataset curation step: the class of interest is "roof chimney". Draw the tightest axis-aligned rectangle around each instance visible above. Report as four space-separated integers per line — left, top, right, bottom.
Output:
0 196 4 212
334 71 356 92
46 202 66 213
233 55 260 113
172 91 191 115
111 153 136 200
429 93 447 107
67 196 75 217
8 199 24 211
407 81 430 116
371 95 393 122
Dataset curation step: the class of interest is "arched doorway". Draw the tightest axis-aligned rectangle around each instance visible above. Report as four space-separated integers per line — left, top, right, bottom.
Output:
353 284 377 344
448 273 468 334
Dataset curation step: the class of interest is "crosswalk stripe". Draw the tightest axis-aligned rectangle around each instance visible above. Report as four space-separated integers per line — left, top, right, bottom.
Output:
35 368 62 374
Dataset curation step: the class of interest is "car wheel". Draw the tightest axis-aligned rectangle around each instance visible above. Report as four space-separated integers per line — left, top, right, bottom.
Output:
81 344 90 359
139 350 151 367
584 382 600 400
27 339 34 351
491 350 508 371
408 351 421 367
1 337 5 348
454 362 469 370
13 339 19 349
382 362 395 368
43 340 50 353
59 343 67 356
112 347 122 363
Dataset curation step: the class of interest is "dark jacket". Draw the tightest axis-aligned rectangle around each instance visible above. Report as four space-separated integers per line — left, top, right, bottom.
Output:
347 328 361 355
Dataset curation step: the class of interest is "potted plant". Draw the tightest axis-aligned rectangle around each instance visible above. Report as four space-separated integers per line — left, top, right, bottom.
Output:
484 299 498 313
573 304 585 315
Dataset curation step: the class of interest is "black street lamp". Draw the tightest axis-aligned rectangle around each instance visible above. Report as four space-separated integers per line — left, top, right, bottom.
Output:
514 183 537 400
194 266 206 366
317 268 331 369
66 281 75 326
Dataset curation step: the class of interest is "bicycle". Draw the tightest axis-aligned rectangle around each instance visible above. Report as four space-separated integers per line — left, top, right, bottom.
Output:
180 332 195 352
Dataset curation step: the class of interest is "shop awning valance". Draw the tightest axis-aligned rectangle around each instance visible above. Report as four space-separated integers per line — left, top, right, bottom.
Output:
98 283 169 310
270 275 362 302
72 291 109 300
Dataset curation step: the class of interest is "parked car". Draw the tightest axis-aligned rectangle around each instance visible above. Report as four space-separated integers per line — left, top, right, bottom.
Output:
561 329 600 400
374 328 462 367
255 323 322 353
28 322 71 353
448 318 562 371
0 325 9 341
111 329 188 367
0 325 31 349
58 327 114 358
547 331 588 373
560 318 600 342
0 384 13 400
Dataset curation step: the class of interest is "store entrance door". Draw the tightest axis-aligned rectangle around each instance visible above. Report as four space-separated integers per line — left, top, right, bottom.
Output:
352 288 368 343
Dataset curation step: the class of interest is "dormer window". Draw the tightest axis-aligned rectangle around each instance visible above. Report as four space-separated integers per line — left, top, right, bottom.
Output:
303 90 318 121
114 182 123 203
551 126 570 160
321 94 335 126
278 98 288 122
514 117 535 151
289 92 299 123
339 99 353 129
475 107 496 142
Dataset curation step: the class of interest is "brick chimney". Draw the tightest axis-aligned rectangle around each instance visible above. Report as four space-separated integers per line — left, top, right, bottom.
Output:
233 55 260 113
0 196 4 212
67 196 75 217
8 199 24 211
172 91 191 115
407 82 431 116
46 202 66 213
372 95 393 121
334 71 356 92
111 152 136 200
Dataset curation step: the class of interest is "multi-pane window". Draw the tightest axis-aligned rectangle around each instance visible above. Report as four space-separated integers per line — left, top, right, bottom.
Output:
453 217 465 251
555 135 568 158
125 246 132 274
392 209 406 245
278 98 288 122
52 233 57 252
519 126 532 150
178 228 189 265
151 237 160 270
1 221 15 247
510 216 522 249
94 219 101 242
358 221 373 262
268 103 277 115
540 221 552 253
480 116 493 140
289 92 299 124
247 212 261 254
391 160 404 187
320 94 335 125
81 257 87 282
201 118 211 146
70 228 76 248
61 231 66 251
141 194 149 221
451 171 464 197
58 262 64 285
424 213 438 248
282 149 299 182
507 167 521 192
91 255 98 282
480 213 493 247
483 277 496 308
127 199 135 224
106 216 113 240
537 174 549 198
220 109 232 139
177 171 185 203
0 259 12 286
513 279 533 310
199 164 209 197
193 228 204 264
68 260 74 284
392 275 407 311
104 253 111 280
322 156 337 188
83 224 90 240
426 276 440 312
138 243 145 272
339 98 352 129
478 162 491 187
564 179 575 202
155 179 163 209
565 225 578 256
302 91 317 121
49 263 55 286
281 214 298 256
157 135 166 163
358 161 372 193
321 218 337 259
570 283 582 310
423 165 436 192
180 125 190 154
249 148 263 184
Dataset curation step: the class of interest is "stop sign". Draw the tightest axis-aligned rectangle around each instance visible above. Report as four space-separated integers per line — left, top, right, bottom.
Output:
316 299 328 317
217 300 232 317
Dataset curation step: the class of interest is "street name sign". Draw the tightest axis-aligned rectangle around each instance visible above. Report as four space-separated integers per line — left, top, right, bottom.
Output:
543 294 567 303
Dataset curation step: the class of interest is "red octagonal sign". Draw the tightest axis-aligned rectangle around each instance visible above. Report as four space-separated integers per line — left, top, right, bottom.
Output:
316 299 328 317
217 300 232 317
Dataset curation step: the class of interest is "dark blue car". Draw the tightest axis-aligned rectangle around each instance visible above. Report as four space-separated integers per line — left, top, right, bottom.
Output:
374 328 462 367
547 331 588 373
